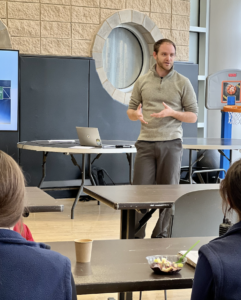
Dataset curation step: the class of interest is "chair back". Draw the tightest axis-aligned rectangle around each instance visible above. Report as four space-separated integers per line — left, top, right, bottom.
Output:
171 189 223 237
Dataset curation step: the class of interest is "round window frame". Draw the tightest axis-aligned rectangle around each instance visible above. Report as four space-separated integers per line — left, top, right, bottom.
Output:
91 10 163 105
113 24 150 93
0 20 12 49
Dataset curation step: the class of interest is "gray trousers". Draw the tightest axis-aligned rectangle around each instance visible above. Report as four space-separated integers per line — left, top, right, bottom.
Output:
133 139 183 238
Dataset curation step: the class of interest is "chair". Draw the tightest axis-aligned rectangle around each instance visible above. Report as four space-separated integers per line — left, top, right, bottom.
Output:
162 190 223 300
180 166 226 184
170 189 224 238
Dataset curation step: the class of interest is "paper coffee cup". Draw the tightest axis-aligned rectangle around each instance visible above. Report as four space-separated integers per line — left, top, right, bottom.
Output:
74 239 93 263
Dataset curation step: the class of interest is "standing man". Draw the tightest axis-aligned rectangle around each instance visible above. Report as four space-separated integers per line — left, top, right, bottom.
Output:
127 39 198 238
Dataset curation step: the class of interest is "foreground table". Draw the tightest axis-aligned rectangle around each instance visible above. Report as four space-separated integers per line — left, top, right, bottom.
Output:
49 237 212 298
25 187 63 214
84 184 219 239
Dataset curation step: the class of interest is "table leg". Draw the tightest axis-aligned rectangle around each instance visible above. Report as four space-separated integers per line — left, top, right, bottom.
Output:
164 290 167 300
118 292 133 300
38 151 48 188
189 149 192 184
129 153 133 184
120 210 136 239
71 154 86 219
88 154 100 205
126 153 134 184
119 209 136 300
88 154 96 186
135 209 157 236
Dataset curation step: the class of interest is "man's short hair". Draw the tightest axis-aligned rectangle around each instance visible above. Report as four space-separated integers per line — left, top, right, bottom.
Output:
153 39 176 54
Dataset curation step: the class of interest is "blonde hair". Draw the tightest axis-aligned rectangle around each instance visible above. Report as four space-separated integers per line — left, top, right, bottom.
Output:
0 151 25 227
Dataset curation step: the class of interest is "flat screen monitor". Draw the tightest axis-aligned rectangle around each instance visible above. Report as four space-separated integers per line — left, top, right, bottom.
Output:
0 50 19 131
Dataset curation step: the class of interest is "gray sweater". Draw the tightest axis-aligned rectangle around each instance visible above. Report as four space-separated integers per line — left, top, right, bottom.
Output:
128 64 198 141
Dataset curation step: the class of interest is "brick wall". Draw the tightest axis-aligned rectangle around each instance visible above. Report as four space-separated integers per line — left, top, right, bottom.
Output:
1 0 190 60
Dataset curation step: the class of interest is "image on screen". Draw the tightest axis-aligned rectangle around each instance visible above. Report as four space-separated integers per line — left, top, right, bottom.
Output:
0 50 18 131
0 80 11 124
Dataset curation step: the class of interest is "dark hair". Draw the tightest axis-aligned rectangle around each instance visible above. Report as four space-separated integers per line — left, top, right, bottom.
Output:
220 159 241 219
153 39 176 54
0 151 25 227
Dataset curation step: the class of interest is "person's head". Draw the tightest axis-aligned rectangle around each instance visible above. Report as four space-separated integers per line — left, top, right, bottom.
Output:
0 151 25 228
220 159 241 220
153 39 176 72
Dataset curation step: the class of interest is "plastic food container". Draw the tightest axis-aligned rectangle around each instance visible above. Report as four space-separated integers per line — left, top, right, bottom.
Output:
146 255 187 275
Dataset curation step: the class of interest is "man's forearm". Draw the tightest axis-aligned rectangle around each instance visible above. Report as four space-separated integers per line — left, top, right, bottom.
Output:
127 109 138 121
171 111 197 123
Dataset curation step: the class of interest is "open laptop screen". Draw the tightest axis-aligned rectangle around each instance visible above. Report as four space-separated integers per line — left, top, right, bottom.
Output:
76 127 103 147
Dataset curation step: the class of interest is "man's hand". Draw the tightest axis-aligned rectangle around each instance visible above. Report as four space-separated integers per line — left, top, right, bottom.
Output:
150 102 173 118
135 104 148 124
150 102 197 123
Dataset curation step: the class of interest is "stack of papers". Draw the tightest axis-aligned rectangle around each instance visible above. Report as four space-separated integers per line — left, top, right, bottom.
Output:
69 146 94 149
102 145 115 148
178 250 198 268
49 140 76 143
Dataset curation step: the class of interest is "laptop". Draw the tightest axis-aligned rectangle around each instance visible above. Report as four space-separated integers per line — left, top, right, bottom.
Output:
76 127 111 148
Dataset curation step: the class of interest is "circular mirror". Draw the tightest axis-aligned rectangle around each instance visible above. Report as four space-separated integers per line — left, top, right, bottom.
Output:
102 27 143 90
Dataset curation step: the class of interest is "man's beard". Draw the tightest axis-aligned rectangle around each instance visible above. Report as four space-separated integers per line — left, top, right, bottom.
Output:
156 59 173 71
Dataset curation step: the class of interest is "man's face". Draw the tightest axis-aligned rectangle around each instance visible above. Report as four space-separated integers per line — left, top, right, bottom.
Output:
153 43 176 72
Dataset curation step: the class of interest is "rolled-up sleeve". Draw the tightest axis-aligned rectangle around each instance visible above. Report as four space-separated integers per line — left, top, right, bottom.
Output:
128 79 142 110
182 79 198 115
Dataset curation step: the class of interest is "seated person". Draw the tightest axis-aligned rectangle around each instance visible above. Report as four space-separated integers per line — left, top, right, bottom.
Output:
191 159 241 300
0 150 77 300
13 219 34 241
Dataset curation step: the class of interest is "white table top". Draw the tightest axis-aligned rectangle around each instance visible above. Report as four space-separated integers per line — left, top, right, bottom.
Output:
183 138 241 150
17 140 136 154
17 137 241 153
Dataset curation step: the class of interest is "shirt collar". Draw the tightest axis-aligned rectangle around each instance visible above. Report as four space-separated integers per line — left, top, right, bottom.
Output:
0 228 50 249
150 63 174 79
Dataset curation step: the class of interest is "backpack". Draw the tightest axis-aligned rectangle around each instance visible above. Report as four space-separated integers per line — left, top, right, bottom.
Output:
91 166 115 185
